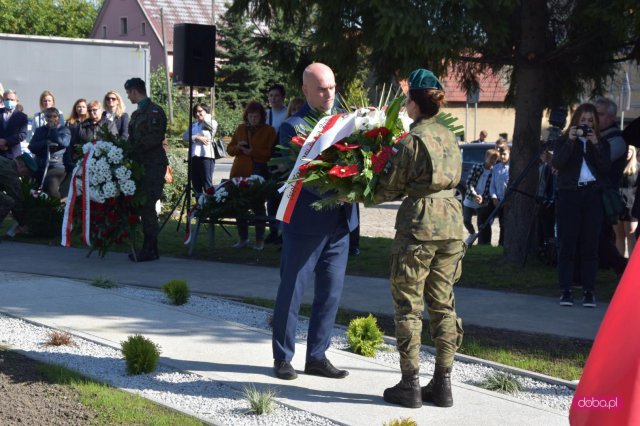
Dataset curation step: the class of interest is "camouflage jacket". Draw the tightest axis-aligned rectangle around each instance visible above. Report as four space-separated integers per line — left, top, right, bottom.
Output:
373 116 463 240
128 99 168 167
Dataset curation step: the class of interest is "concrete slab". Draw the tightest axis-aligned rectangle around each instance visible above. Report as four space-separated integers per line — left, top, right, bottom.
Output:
0 274 567 426
0 241 604 339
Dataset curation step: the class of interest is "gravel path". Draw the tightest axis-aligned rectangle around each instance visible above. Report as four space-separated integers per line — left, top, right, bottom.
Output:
0 285 572 425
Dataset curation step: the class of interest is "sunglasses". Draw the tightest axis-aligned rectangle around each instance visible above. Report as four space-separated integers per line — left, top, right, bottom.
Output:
106 97 117 101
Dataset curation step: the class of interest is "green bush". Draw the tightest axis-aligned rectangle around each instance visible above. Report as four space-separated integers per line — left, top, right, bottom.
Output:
243 384 277 415
121 335 161 375
346 314 384 357
479 371 522 394
383 418 418 426
162 279 190 305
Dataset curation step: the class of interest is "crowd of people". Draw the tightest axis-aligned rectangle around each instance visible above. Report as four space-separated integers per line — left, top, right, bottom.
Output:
2 70 640 410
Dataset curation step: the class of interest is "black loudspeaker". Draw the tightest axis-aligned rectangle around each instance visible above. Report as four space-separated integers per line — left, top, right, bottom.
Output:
173 24 216 86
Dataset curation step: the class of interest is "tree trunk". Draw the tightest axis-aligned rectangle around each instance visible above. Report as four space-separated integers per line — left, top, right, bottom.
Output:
503 0 548 264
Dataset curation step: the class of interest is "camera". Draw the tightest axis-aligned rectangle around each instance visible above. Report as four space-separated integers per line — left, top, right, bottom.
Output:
576 124 592 137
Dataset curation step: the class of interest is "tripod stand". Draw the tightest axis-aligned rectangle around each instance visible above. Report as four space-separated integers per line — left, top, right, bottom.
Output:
159 86 195 233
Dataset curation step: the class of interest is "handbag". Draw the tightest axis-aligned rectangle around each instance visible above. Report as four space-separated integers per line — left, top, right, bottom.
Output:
213 138 227 159
602 187 624 225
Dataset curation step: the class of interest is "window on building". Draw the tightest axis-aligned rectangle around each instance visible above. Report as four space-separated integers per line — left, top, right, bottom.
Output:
102 26 107 38
120 17 128 35
141 22 146 36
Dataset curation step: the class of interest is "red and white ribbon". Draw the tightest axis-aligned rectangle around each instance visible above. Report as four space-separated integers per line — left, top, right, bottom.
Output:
61 145 95 247
276 113 357 223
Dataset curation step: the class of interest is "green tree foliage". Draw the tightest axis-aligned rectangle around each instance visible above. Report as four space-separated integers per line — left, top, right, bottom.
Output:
0 0 100 38
216 10 270 108
231 0 640 262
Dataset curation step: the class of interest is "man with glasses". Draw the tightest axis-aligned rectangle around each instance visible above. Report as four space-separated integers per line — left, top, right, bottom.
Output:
124 77 167 262
28 108 70 198
0 90 28 159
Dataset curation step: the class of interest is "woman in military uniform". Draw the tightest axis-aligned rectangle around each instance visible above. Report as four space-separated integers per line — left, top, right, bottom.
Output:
373 69 465 409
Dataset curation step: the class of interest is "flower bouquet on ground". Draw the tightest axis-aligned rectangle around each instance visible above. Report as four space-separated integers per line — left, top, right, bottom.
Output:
61 126 144 257
192 175 276 222
20 180 63 238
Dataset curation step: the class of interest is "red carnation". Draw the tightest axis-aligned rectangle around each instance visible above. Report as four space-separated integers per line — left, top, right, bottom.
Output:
372 146 393 173
107 198 118 206
107 210 118 222
328 164 359 178
121 231 129 239
206 186 215 195
128 214 139 225
364 127 390 139
124 195 133 203
291 135 306 147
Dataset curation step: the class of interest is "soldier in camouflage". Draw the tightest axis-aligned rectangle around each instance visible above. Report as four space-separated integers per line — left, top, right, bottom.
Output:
0 154 38 236
374 69 465 409
124 78 168 262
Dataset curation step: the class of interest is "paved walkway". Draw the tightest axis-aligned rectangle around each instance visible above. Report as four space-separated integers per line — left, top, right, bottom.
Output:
0 241 606 340
0 270 567 426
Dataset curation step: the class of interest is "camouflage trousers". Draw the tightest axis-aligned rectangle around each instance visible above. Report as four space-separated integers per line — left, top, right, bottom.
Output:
139 163 165 239
390 234 465 372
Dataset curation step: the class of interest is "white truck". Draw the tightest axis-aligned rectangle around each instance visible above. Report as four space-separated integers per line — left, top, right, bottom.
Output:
0 33 151 130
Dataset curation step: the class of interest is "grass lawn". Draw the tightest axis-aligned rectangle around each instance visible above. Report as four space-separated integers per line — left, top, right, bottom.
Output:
39 363 207 425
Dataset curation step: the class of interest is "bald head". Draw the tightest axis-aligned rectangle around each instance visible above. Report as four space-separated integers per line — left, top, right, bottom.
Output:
302 63 336 114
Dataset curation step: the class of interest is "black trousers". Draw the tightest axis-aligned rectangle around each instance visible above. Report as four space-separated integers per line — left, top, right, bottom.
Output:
463 204 493 244
556 186 603 292
191 157 215 195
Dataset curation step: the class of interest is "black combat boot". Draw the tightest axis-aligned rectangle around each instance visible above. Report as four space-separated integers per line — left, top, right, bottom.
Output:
422 365 453 407
383 370 422 408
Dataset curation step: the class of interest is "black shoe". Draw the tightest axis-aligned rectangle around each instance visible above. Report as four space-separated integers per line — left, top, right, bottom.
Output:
273 360 297 380
582 292 596 308
383 372 422 408
422 365 453 407
349 247 360 256
559 290 574 307
304 359 348 379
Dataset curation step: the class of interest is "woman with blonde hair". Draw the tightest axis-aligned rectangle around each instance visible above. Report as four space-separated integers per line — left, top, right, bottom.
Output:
614 145 639 257
102 91 129 139
33 90 65 131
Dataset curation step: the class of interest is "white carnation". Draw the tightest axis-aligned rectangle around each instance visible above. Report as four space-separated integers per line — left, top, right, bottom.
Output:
115 166 131 181
103 181 119 198
107 147 124 164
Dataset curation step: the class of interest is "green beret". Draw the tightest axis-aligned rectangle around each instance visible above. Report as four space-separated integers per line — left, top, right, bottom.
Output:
408 69 443 91
19 153 38 174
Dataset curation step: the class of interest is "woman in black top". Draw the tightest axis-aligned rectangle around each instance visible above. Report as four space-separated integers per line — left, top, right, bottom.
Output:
614 145 639 257
552 103 610 308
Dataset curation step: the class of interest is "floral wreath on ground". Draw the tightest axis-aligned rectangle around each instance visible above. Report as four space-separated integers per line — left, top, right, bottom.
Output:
61 126 144 257
192 175 276 222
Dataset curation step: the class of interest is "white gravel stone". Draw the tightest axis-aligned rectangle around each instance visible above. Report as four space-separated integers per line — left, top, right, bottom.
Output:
0 285 573 424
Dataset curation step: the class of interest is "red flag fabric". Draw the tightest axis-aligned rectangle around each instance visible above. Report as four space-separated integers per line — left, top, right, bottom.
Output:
569 246 640 425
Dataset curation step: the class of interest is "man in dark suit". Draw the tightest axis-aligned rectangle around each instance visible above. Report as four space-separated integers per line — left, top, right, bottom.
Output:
0 90 28 159
272 63 359 380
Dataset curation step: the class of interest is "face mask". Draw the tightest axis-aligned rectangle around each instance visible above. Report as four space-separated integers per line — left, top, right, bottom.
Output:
4 100 16 110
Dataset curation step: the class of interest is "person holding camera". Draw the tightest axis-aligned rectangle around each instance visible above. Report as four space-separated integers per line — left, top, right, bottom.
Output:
182 103 217 195
227 101 276 250
28 107 70 198
552 103 610 307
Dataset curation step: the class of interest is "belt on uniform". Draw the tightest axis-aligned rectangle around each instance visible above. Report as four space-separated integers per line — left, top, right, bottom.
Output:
408 189 456 198
577 181 596 188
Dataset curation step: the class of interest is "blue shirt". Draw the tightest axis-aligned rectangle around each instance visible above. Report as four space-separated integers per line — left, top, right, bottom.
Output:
490 161 509 200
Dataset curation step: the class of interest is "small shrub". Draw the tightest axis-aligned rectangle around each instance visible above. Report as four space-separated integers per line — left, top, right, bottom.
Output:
91 277 118 288
243 384 277 415
383 417 418 426
266 313 274 329
162 279 190 305
346 314 384 357
121 335 161 375
479 371 522 394
43 330 76 347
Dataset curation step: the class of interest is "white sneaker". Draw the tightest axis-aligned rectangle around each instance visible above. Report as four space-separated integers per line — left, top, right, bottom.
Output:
232 240 249 249
253 241 264 251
